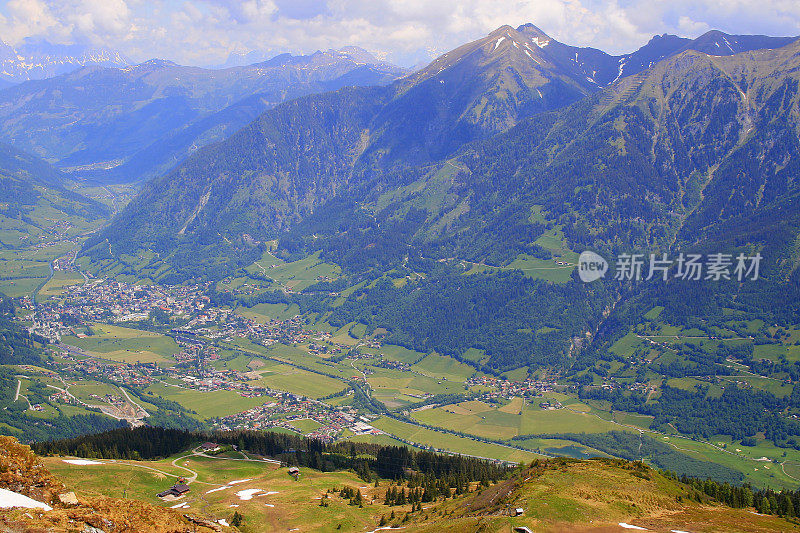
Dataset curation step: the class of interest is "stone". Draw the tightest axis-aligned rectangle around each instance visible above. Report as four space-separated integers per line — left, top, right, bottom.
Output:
58 491 79 505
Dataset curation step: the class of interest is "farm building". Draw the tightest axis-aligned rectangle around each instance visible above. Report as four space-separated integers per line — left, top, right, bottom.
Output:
157 484 190 498
201 442 221 453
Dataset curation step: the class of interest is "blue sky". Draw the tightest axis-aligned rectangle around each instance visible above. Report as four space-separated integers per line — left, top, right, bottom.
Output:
0 0 798 67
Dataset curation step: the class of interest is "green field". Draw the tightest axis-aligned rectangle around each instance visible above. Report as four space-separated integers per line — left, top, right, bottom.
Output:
366 366 457 408
412 353 475 382
502 366 529 381
328 322 362 345
0 371 124 424
343 432 415 448
0 257 50 279
67 380 123 404
291 418 323 434
253 361 347 399
506 254 575 283
225 338 357 383
655 434 800 489
719 375 793 398
411 400 626 442
37 271 84 300
62 323 180 365
371 416 539 463
0 276 46 298
236 302 300 323
214 352 258 372
609 330 646 357
242 250 342 292
144 382 268 419
377 344 426 364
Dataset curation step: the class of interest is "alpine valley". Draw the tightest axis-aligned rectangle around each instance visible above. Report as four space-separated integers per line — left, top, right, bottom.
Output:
1 21 800 533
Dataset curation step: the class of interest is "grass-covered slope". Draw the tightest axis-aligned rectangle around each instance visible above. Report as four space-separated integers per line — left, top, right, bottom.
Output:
0 436 221 532
13 432 799 532
411 458 797 532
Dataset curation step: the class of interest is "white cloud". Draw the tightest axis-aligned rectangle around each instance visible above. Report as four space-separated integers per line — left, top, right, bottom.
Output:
0 0 798 66
677 16 711 36
0 0 61 45
0 0 134 46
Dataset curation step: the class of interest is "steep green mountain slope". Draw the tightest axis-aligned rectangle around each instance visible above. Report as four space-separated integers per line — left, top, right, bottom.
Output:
297 41 800 374
330 39 800 268
95 26 798 281
89 25 608 279
421 43 800 262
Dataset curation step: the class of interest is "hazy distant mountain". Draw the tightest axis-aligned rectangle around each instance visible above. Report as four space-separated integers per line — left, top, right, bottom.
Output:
0 48 406 182
217 50 271 68
218 45 389 69
0 39 130 85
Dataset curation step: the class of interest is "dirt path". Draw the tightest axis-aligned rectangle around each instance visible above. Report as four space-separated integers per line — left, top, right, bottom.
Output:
170 454 202 483
781 461 800 483
192 450 281 466
158 448 283 487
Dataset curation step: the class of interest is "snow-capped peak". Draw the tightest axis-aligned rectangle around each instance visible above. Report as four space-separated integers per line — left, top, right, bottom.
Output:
0 40 130 84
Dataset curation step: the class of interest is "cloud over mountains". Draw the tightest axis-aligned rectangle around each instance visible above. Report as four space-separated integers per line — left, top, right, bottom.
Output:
0 0 798 67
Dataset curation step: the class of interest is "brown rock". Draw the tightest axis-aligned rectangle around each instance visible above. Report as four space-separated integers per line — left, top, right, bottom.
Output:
58 491 79 505
183 514 222 532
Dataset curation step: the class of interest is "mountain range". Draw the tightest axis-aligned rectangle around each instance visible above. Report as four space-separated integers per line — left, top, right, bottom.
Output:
5 22 800 511
0 39 129 86
0 22 796 372
94 25 799 270
0 47 405 183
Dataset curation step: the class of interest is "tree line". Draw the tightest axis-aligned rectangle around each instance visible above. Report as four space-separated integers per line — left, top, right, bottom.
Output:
32 426 510 484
